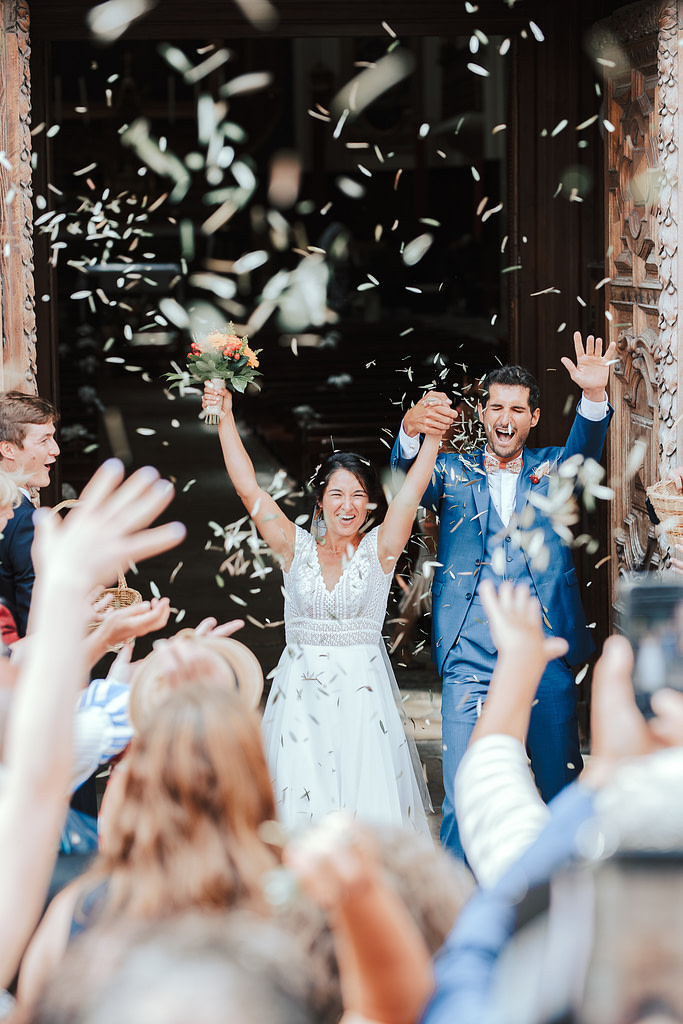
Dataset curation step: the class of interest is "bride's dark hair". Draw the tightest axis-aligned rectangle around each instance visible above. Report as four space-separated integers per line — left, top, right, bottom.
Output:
309 451 389 528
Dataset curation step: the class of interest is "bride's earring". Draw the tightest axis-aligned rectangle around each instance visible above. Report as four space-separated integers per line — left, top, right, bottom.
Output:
312 504 327 538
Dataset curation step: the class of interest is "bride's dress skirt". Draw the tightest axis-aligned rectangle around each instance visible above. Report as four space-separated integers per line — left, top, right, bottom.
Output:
263 641 431 836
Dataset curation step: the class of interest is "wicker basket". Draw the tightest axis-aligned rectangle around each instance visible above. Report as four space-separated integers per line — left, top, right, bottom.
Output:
646 478 683 545
100 573 143 612
88 573 143 652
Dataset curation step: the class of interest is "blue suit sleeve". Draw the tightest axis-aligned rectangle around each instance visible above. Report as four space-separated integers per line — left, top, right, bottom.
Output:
562 403 613 465
420 784 596 1024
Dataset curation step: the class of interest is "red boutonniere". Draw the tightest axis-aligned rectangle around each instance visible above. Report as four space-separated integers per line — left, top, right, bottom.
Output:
530 460 550 485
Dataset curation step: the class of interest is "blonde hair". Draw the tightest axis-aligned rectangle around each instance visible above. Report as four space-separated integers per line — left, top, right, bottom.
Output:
95 685 278 920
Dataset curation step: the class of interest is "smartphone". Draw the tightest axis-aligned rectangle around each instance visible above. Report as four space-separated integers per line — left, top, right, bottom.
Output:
617 578 683 716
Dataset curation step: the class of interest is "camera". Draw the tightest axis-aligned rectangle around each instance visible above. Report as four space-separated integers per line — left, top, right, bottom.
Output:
617 578 683 716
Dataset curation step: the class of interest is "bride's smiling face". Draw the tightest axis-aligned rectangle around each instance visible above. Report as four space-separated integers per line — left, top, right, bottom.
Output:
319 469 369 537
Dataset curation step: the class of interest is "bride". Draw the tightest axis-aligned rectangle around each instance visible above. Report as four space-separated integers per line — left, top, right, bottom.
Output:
203 383 443 837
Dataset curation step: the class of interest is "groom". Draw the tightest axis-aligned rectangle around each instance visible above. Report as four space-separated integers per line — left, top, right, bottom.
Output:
391 333 615 858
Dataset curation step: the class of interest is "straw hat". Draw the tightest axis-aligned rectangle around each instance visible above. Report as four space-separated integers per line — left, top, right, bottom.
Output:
129 633 264 731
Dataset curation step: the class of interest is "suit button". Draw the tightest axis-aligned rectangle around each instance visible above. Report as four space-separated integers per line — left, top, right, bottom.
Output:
505 536 511 543
475 558 481 566
506 555 513 562
465 592 472 600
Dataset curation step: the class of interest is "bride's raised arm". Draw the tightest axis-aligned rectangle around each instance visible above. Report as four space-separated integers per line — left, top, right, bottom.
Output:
376 430 442 573
203 383 297 568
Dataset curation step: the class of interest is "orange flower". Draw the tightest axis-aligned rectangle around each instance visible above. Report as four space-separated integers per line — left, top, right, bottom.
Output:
244 346 259 368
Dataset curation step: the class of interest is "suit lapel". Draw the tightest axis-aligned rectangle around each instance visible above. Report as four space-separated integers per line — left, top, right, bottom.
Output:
516 447 542 513
464 449 490 534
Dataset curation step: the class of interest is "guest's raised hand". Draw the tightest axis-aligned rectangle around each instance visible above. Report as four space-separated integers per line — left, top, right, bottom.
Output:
94 597 172 650
560 331 618 401
479 579 569 669
202 380 231 421
649 687 683 747
31 460 185 592
588 636 655 775
284 811 378 911
402 391 457 438
193 615 245 639
667 466 683 493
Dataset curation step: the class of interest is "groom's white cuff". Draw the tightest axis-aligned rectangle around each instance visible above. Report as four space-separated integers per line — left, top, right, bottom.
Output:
578 393 609 421
398 422 421 459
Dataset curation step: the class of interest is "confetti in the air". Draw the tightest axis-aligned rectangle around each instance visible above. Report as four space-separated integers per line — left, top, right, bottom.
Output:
87 0 158 43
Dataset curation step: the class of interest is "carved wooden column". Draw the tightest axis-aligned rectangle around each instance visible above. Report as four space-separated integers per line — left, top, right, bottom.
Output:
597 0 679 596
0 0 36 393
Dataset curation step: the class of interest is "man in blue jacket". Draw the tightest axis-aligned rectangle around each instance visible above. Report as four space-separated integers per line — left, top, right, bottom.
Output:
0 391 60 636
391 333 615 857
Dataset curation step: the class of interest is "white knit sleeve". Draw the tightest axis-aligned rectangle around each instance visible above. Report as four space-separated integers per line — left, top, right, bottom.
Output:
454 734 551 888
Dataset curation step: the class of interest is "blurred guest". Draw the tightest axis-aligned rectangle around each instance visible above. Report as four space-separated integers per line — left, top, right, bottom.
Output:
0 392 60 637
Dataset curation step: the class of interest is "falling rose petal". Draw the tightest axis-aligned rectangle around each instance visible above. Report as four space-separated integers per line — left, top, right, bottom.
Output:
233 250 269 273
87 0 158 43
331 50 415 120
188 272 237 299
158 297 190 329
136 427 156 436
481 203 503 222
402 233 434 267
231 0 278 30
220 71 273 98
184 48 232 85
467 63 489 78
335 176 365 199
529 20 545 42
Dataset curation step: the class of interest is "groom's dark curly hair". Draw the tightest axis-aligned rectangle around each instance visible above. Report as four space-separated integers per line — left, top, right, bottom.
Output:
309 451 389 530
481 365 541 413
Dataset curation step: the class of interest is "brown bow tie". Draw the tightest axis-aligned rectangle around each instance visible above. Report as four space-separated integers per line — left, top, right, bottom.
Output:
484 452 523 474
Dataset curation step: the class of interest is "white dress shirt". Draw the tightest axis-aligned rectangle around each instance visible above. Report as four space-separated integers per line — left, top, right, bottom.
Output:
398 394 609 527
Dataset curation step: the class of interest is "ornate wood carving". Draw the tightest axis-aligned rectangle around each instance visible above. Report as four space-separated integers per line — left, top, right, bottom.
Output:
0 0 36 393
599 0 678 592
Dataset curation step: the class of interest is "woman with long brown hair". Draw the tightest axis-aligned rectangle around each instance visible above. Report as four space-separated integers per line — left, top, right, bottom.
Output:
18 680 279 1007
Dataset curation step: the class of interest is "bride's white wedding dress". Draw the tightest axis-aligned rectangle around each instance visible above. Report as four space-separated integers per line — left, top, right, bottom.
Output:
262 524 432 837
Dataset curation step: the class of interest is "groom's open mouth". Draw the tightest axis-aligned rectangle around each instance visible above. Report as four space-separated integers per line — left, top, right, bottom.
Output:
494 426 516 444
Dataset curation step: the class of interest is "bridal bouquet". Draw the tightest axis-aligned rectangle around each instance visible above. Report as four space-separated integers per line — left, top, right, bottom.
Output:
164 325 262 425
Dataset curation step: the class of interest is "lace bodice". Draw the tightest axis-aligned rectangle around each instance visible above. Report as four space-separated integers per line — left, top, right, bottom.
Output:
283 526 394 647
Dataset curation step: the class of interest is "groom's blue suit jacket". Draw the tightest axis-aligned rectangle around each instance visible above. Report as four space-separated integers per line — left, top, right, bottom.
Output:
391 407 613 675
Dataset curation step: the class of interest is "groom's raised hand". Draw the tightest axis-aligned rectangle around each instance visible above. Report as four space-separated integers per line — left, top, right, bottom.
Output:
402 391 457 438
560 331 618 401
